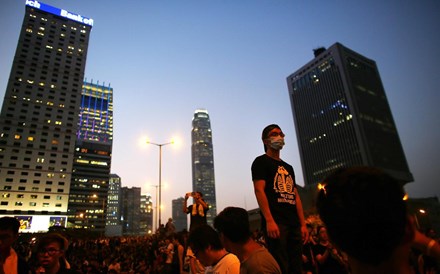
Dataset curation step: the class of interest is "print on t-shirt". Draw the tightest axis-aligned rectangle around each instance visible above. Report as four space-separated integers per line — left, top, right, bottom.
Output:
274 166 296 205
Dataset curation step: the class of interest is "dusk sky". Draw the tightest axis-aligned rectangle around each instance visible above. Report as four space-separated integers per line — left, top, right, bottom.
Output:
1 0 439 220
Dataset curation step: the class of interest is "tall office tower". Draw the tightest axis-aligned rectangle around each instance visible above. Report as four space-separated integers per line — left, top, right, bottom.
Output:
172 197 188 232
106 174 122 237
286 42 413 186
140 194 153 234
191 109 217 225
121 186 141 235
0 1 93 232
67 80 113 234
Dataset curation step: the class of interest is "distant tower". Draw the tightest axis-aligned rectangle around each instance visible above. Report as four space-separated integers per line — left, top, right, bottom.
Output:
0 1 93 231
106 174 122 237
172 197 188 232
67 80 113 234
191 109 217 225
141 194 153 234
121 187 141 235
286 42 413 186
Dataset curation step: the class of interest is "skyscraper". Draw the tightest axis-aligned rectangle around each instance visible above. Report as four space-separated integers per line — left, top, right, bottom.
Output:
0 1 93 232
286 42 413 186
67 80 113 234
140 194 153 235
172 197 187 232
106 174 122 236
121 186 141 235
191 109 217 225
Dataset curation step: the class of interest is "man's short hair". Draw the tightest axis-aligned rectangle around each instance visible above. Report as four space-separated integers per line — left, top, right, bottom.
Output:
214 207 251 244
316 166 407 265
188 224 223 252
0 217 20 234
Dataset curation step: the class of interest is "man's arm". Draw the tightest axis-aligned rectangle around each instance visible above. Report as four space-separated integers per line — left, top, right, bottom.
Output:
253 179 280 239
183 193 189 213
294 187 309 244
196 197 208 210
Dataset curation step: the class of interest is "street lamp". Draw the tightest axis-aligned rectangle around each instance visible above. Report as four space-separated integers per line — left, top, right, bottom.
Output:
147 140 174 227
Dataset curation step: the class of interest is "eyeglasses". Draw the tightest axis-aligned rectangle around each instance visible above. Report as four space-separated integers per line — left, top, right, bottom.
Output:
268 132 285 138
38 248 61 256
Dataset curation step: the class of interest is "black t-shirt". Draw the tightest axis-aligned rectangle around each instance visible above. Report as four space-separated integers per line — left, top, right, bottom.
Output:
186 204 208 231
251 154 299 228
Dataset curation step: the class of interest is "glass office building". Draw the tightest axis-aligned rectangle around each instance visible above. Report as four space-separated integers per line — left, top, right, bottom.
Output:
0 1 93 232
286 43 413 186
67 81 113 234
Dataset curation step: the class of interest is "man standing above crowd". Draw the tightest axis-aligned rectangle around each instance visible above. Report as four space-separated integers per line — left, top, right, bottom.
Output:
214 206 281 274
251 124 308 274
0 217 30 274
183 191 209 232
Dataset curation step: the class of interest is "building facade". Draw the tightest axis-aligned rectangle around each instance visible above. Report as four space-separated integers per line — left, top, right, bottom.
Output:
106 174 122 236
172 197 187 232
120 186 141 235
67 80 113 234
0 1 93 232
191 109 217 225
140 194 153 234
286 42 413 186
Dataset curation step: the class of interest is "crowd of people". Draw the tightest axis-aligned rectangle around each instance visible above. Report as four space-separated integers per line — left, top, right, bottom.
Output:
1 124 440 274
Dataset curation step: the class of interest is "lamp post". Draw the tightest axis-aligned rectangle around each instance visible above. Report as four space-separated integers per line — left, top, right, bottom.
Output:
147 140 173 227
150 185 159 232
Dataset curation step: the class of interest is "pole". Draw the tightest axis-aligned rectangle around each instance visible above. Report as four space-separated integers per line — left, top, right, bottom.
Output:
155 185 158 232
146 140 173 229
159 144 162 227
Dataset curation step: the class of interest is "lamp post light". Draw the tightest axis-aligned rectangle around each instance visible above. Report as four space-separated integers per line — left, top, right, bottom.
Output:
147 140 173 227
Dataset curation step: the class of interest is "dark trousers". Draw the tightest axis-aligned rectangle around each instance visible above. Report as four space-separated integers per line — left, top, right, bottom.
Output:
266 223 302 274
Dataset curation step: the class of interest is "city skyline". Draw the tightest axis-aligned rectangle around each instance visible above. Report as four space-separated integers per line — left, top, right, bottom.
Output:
1 1 439 221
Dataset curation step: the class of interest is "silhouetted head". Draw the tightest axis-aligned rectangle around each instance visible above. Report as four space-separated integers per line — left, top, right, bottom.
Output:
316 166 407 266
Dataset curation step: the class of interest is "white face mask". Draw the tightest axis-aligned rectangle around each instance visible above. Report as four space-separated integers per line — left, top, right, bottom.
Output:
268 135 285 150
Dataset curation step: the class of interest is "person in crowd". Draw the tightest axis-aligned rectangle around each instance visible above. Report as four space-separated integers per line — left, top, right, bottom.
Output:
312 226 348 274
251 124 308 274
214 206 281 274
187 224 239 274
417 228 439 274
316 166 440 274
107 257 121 273
165 218 176 237
172 233 185 274
185 247 205 274
0 217 30 274
183 192 209 232
160 234 175 274
33 233 78 274
301 224 317 274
